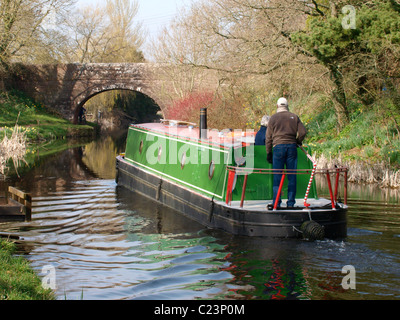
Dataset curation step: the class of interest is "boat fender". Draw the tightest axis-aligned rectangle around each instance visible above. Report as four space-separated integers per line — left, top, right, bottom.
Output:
300 220 325 241
156 179 163 201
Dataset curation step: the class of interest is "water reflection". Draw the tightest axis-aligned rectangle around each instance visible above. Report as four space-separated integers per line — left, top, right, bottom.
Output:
81 134 126 180
220 238 313 299
0 136 399 300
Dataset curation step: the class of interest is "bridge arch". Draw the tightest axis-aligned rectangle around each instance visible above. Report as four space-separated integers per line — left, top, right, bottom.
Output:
73 85 161 125
12 63 168 124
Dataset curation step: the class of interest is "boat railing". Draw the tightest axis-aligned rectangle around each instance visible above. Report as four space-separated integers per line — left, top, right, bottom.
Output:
226 163 349 211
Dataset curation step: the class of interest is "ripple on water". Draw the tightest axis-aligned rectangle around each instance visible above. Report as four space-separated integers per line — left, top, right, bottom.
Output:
13 180 237 300
2 176 400 300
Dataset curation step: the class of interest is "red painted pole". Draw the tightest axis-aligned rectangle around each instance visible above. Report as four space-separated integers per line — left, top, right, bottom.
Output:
274 173 286 211
240 174 248 208
334 168 340 203
226 170 235 205
326 171 336 209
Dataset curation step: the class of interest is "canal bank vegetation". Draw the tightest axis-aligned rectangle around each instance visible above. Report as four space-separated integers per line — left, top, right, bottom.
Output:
0 90 95 142
305 94 400 188
152 0 400 187
0 239 55 300
0 90 97 178
0 115 26 176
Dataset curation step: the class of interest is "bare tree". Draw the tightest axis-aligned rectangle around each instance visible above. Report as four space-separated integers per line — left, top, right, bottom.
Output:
171 0 311 74
150 8 222 108
65 0 144 63
151 0 329 115
0 0 75 69
65 5 108 63
104 0 144 62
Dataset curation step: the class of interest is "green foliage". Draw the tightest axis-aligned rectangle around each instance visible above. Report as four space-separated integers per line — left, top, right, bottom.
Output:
0 239 55 300
0 90 94 141
305 101 338 142
305 94 400 166
292 0 400 126
380 144 400 165
357 1 400 53
294 16 354 65
293 1 400 63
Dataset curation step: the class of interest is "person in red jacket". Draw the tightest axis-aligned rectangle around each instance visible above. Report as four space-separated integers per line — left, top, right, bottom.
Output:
266 97 307 209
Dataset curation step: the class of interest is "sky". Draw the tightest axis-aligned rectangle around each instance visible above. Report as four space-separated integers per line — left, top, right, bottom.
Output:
76 0 193 47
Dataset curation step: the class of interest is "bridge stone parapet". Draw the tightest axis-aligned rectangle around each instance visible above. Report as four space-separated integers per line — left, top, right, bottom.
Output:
12 63 172 124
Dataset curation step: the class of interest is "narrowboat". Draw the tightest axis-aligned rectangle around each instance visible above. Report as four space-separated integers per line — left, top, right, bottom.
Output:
116 109 348 239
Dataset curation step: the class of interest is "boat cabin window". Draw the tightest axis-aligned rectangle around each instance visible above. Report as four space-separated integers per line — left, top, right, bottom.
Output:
181 153 186 169
209 161 215 180
158 146 163 161
139 140 144 154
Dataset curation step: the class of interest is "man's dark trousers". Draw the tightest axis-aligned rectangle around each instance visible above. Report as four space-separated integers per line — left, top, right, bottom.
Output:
272 143 298 208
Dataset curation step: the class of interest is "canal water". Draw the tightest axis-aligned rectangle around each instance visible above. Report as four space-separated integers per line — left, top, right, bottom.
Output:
1 135 399 300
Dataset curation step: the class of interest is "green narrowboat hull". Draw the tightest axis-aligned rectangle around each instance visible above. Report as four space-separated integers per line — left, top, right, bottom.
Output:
116 123 348 238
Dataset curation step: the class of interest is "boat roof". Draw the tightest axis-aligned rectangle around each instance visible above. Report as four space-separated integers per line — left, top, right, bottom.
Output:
131 121 255 149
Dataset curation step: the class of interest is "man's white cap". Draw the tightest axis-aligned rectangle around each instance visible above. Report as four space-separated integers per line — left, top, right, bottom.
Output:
277 97 288 107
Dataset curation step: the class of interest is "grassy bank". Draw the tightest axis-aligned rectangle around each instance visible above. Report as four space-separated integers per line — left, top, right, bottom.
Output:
304 98 398 164
0 239 55 300
302 95 400 187
0 90 96 141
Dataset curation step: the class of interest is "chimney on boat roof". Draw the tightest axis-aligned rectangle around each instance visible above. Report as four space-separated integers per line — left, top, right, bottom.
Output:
199 108 207 140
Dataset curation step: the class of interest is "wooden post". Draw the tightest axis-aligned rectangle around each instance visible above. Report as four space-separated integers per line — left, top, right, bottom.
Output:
8 186 32 221
344 170 348 206
4 182 8 204
25 194 32 221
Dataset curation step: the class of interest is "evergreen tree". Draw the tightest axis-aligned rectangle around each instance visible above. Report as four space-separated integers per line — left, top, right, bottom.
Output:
292 0 400 127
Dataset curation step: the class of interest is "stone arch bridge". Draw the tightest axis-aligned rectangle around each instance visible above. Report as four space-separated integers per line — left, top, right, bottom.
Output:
13 63 216 124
